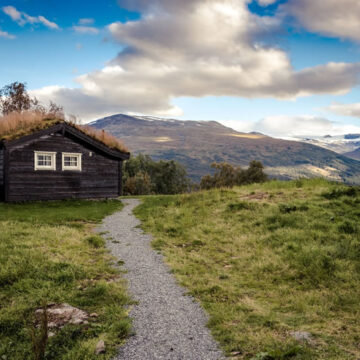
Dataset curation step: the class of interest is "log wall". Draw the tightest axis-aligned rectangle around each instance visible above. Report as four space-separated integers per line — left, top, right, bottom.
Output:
6 132 122 202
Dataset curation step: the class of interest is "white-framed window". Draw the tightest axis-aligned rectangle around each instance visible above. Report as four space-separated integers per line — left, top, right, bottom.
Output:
34 151 56 171
62 152 82 171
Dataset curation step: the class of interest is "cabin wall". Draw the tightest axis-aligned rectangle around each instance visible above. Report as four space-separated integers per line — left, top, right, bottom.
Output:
6 133 121 202
0 149 4 201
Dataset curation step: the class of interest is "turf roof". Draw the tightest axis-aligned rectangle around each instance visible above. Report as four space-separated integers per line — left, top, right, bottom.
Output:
0 113 128 153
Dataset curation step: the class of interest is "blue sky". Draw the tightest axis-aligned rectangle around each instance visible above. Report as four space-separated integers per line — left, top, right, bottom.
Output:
1 0 360 137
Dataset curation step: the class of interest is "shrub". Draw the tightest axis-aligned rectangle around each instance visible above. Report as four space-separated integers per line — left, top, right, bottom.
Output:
200 161 268 190
123 154 190 195
322 187 358 199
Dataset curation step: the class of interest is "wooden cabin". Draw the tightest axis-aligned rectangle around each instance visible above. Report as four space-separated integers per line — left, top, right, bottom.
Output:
0 122 129 202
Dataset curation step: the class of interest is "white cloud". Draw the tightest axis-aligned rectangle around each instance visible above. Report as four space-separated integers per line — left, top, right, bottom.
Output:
73 26 99 34
79 18 94 25
257 0 278 6
281 0 360 41
2 5 59 30
0 29 16 39
236 115 360 138
33 0 360 120
37 15 59 30
327 102 360 118
2 5 21 21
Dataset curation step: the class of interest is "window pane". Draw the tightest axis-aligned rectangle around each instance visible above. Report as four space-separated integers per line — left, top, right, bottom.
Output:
37 154 52 167
64 155 79 168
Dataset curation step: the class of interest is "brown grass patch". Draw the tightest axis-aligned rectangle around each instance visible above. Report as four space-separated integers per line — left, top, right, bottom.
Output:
0 111 62 141
77 125 128 153
226 133 265 139
0 111 128 153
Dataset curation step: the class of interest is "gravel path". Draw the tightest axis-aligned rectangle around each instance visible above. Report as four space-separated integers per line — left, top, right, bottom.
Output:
99 199 224 360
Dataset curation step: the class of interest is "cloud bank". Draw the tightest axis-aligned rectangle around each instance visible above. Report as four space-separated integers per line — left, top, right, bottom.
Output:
225 115 360 138
32 0 360 121
281 0 360 42
327 102 360 118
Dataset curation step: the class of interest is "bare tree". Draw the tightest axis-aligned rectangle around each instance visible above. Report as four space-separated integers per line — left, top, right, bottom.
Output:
0 82 65 119
0 82 33 115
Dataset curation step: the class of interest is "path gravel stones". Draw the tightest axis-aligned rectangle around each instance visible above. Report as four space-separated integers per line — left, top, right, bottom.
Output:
99 199 224 360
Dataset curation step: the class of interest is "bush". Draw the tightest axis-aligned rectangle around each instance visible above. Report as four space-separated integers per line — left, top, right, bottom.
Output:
200 161 268 189
123 154 190 195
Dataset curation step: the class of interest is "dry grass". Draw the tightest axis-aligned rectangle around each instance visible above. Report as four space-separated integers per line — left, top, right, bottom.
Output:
0 111 62 141
77 125 129 153
0 111 128 153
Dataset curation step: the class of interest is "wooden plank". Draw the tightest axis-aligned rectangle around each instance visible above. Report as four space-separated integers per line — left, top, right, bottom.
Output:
118 160 123 196
0 149 4 186
4 148 9 202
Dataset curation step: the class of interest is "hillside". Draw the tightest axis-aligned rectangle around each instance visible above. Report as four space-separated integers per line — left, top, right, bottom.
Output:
90 114 360 184
135 179 360 359
345 147 360 160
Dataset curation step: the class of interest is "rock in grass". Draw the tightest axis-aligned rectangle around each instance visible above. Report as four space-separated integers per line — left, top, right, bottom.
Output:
95 340 106 355
35 303 89 329
290 331 312 343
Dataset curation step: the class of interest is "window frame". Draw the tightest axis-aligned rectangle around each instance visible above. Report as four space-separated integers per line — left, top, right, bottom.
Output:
62 152 82 171
34 151 57 171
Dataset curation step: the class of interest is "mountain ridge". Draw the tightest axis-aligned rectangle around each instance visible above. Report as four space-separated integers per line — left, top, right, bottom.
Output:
90 114 360 184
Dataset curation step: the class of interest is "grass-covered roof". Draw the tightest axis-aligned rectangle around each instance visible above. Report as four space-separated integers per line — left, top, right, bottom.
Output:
0 111 128 153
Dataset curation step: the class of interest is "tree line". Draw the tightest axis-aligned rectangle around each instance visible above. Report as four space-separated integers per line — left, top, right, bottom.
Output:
123 154 268 195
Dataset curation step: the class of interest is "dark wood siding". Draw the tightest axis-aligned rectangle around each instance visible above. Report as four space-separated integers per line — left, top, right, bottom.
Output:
0 149 4 200
7 132 121 201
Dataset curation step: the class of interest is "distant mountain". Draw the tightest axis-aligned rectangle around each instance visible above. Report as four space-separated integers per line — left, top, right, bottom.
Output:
345 148 360 161
298 134 360 155
90 114 360 184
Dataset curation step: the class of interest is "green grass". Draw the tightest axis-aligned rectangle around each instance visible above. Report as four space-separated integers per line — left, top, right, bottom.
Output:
0 199 131 360
134 179 360 359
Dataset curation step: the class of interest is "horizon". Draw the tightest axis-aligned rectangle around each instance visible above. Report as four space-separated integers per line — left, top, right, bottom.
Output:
1 0 360 138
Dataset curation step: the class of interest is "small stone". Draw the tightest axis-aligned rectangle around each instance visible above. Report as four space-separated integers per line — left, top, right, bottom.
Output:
290 331 312 343
90 312 99 318
70 318 83 325
95 340 106 355
48 332 55 338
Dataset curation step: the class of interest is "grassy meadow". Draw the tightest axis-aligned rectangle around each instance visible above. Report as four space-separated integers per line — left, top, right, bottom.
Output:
0 200 131 360
134 179 360 359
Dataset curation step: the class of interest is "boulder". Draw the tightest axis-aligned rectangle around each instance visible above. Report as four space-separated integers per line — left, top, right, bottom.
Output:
35 303 89 329
95 340 106 355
